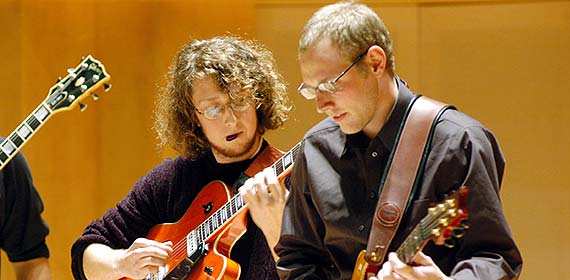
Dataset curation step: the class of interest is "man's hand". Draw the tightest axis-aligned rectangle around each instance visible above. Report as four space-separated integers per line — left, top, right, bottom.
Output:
117 238 173 279
240 167 288 260
83 239 173 280
370 252 452 280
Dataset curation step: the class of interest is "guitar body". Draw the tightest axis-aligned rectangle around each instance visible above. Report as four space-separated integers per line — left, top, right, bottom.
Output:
351 250 378 280
141 181 246 280
121 144 298 280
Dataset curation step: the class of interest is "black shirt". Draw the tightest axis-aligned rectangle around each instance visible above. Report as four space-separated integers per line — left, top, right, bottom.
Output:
0 137 50 262
276 79 522 279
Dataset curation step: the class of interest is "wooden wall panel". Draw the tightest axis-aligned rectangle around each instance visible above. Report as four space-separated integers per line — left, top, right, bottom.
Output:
1 0 255 279
1 0 568 279
418 2 570 279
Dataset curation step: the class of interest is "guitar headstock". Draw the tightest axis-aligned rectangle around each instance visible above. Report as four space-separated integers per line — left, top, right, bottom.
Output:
45 55 111 113
427 186 469 248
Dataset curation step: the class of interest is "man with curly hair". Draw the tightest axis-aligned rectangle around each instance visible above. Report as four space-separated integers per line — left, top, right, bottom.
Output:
71 36 291 280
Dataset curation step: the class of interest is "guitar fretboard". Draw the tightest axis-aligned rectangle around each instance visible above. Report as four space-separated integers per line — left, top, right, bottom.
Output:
192 142 302 243
0 103 52 170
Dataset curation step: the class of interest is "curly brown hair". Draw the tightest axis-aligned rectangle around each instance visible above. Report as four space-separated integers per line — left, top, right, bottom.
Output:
154 36 291 159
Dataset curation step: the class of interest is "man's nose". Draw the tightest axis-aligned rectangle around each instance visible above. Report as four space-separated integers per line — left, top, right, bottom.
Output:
315 91 333 114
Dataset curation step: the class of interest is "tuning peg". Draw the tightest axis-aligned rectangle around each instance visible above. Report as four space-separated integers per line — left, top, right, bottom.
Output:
67 68 77 78
444 238 456 248
460 218 470 229
104 83 112 92
452 227 465 238
80 85 88 92
79 103 88 112
92 74 100 83
92 93 99 101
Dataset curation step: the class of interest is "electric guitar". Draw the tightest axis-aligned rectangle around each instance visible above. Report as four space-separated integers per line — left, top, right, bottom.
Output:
0 55 111 171
352 186 469 280
123 142 302 280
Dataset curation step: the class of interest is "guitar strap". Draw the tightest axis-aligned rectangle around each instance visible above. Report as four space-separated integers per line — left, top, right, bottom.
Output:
364 95 453 265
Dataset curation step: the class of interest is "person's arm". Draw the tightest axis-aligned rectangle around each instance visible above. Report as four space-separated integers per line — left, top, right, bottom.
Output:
82 240 172 280
71 159 180 280
380 120 522 280
240 167 289 260
12 257 51 280
275 149 336 279
444 125 522 279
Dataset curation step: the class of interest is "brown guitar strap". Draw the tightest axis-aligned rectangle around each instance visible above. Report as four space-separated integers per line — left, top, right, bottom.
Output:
364 95 452 265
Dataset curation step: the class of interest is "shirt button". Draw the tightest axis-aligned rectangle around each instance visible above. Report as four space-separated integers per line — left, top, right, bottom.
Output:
369 192 376 199
371 151 378 158
358 224 365 232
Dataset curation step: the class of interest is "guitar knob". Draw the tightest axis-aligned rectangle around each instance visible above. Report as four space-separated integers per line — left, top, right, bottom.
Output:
104 83 112 92
79 103 88 112
204 266 214 275
92 93 100 101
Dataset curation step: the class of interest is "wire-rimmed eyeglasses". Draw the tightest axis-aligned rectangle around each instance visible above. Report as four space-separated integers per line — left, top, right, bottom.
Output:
297 50 368 100
195 97 254 120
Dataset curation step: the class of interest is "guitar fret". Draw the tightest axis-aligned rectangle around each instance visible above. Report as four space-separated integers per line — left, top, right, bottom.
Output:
9 133 24 148
274 159 284 175
1 140 16 156
230 197 235 214
26 115 41 130
282 151 294 171
214 212 220 228
34 104 50 122
198 225 204 241
221 205 228 222
0 151 8 163
16 123 32 140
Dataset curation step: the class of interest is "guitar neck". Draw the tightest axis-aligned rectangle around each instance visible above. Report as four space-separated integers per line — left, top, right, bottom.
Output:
396 192 467 263
193 142 302 242
395 215 433 263
0 101 53 171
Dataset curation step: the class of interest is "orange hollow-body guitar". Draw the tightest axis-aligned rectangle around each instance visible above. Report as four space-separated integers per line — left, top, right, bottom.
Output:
122 143 301 280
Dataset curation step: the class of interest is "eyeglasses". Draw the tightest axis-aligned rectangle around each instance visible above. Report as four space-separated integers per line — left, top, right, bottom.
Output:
297 50 368 100
195 97 253 120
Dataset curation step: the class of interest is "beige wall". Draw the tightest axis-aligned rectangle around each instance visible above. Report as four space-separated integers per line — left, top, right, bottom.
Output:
1 0 568 279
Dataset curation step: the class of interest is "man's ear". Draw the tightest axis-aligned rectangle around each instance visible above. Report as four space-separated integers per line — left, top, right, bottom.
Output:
366 45 387 77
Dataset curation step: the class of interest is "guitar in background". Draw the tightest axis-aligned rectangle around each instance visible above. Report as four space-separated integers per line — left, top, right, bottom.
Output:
0 55 111 171
352 186 470 280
